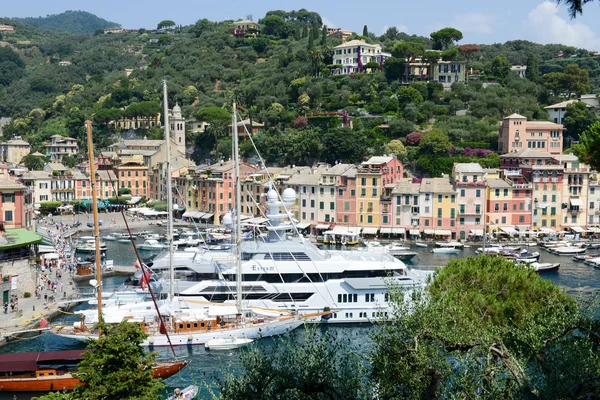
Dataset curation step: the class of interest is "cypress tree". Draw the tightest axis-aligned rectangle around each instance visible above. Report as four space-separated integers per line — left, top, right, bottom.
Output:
525 52 539 82
363 25 368 37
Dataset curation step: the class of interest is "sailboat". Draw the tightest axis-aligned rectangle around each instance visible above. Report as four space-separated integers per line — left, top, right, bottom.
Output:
52 87 320 346
0 121 186 393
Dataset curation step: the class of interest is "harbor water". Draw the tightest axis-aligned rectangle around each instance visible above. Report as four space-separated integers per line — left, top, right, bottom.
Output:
1 240 599 399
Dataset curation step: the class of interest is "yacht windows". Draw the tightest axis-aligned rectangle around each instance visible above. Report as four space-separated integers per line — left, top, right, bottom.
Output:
365 293 375 302
262 252 312 261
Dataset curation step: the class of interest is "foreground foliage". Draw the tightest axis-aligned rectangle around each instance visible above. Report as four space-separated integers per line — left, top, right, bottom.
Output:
371 256 600 399
34 321 165 400
212 326 370 400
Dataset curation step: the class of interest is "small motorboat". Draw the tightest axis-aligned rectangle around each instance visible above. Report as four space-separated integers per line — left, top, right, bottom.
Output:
550 246 586 255
167 385 199 400
205 337 254 351
415 242 428 248
513 250 540 263
392 251 418 261
75 239 107 253
586 243 600 250
573 254 598 262
431 247 460 254
531 262 560 273
103 234 118 241
435 241 464 249
137 239 167 251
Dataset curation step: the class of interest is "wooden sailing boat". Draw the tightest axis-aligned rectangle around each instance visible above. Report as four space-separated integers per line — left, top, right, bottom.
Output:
53 90 327 346
0 350 186 392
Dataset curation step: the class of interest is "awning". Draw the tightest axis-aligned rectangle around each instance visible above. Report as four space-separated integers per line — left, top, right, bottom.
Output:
362 227 379 235
470 229 484 236
424 229 435 235
434 229 452 236
127 196 142 205
570 198 582 206
499 226 518 235
295 222 310 230
380 227 393 234
199 212 213 220
392 228 405 234
587 227 600 233
182 210 202 218
331 226 361 234
409 229 420 235
540 228 557 235
315 224 330 230
571 226 584 233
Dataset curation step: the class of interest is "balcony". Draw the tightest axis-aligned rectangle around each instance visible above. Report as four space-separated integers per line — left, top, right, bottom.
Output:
357 167 382 174
512 183 533 189
380 195 392 202
456 181 486 187
564 167 590 173
504 169 522 177
459 210 482 216
567 208 581 214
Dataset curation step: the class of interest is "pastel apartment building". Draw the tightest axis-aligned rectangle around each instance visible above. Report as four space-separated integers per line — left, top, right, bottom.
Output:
453 163 486 240
424 178 455 239
498 114 564 155
332 40 391 75
45 135 79 162
392 179 420 238
0 179 32 229
335 166 358 226
21 171 52 206
356 156 403 228
555 154 591 230
0 137 30 164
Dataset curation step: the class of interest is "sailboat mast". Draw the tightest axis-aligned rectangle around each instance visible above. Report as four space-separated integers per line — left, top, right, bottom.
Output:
232 104 242 314
162 79 175 299
85 120 103 337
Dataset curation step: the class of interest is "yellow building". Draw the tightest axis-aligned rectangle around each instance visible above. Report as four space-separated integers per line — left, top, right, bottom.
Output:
0 138 30 164
356 156 404 229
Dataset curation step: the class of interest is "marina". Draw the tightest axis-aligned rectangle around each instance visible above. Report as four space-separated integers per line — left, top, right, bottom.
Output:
0 236 598 399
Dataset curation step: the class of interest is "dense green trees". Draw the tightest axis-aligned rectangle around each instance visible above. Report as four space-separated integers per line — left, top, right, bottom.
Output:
213 326 368 399
563 101 598 141
371 255 600 399
16 11 119 34
0 47 26 87
579 121 600 171
20 154 47 170
430 27 463 50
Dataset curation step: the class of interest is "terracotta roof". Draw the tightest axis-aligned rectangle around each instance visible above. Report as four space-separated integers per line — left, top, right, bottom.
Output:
0 179 25 189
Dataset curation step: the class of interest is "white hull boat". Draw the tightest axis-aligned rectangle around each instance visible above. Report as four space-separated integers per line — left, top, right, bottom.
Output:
205 337 254 350
431 247 460 254
550 246 586 255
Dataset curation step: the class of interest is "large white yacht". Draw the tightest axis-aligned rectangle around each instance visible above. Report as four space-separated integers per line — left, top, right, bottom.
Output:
146 187 430 323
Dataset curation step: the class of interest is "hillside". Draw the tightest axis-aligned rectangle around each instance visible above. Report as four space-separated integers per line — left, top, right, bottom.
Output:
0 10 598 175
14 10 119 34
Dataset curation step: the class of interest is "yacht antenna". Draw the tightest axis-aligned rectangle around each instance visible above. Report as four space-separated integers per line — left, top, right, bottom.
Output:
163 79 175 299
232 103 242 315
85 120 103 337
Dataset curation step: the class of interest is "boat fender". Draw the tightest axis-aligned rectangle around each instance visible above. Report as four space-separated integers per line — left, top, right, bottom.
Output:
188 335 193 341
149 337 155 344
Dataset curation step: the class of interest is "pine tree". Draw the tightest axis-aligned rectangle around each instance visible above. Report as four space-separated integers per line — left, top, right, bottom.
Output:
525 52 539 82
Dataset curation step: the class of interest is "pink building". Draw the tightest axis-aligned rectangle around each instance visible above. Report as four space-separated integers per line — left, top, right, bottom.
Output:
333 165 358 226
0 179 31 229
498 113 564 155
453 163 487 241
